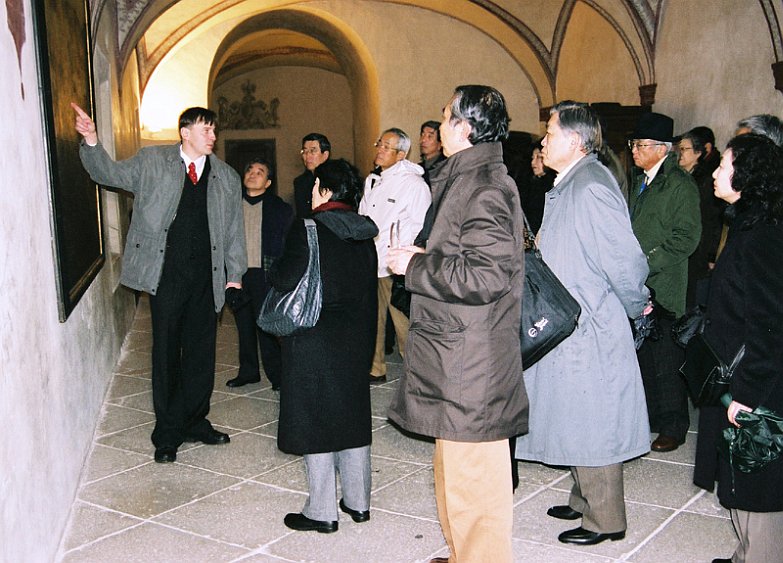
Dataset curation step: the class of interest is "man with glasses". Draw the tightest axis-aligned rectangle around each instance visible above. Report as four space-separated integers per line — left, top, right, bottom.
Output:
628 112 701 454
359 128 431 384
294 133 330 219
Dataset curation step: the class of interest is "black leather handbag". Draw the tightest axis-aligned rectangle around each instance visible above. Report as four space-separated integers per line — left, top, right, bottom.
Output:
520 218 581 368
257 219 322 336
680 333 745 407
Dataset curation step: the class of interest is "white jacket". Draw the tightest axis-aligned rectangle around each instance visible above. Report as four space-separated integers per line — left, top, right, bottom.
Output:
359 159 431 277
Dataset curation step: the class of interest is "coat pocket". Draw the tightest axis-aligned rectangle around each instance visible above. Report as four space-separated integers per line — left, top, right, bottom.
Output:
406 319 466 405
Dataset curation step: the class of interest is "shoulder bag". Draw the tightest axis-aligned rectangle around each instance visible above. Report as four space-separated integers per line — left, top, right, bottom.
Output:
257 219 322 336
520 217 582 368
680 332 745 407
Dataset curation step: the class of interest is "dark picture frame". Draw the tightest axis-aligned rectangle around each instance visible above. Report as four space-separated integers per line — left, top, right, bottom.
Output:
33 0 104 321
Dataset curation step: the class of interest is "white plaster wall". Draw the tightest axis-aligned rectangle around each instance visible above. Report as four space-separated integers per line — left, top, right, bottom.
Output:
655 0 783 147
0 1 135 560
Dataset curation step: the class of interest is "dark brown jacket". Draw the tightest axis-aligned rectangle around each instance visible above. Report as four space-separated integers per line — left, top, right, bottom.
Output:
388 142 528 442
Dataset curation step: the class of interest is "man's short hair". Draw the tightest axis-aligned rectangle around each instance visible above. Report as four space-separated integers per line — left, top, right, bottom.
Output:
301 132 331 154
420 120 441 142
179 107 217 130
447 85 510 145
243 156 274 181
736 114 783 147
382 128 411 157
550 101 602 154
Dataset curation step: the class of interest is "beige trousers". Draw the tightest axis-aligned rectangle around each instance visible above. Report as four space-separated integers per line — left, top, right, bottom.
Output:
433 439 513 563
569 464 627 533
370 276 409 376
729 508 783 563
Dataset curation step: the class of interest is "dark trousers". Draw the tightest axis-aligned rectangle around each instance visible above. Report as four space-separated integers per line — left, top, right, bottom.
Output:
637 315 689 441
149 267 217 448
234 268 281 386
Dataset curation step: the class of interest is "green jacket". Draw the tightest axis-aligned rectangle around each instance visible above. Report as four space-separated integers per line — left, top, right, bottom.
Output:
629 153 701 317
79 142 247 312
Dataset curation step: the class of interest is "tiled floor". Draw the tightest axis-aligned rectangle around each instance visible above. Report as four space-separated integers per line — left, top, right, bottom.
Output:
57 297 738 562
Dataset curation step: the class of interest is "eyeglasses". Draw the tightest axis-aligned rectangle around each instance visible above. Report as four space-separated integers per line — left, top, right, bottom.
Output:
300 148 321 156
678 146 694 152
374 141 401 152
628 141 664 150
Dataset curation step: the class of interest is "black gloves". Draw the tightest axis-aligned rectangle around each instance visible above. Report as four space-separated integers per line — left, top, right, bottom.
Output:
225 287 250 312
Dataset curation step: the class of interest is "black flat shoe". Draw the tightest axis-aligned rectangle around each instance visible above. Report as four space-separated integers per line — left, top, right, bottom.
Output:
283 512 338 533
547 505 582 520
712 559 732 563
558 526 625 545
184 428 230 445
154 447 177 463
226 376 261 388
339 498 370 523
369 374 387 384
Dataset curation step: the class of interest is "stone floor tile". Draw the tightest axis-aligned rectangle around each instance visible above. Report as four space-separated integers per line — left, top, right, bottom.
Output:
78 462 240 519
81 444 151 483
106 375 150 400
60 522 248 562
623 456 702 508
369 424 434 464
176 432 298 479
370 465 438 519
207 396 280 431
59 501 142 551
110 389 153 413
628 510 737 562
96 404 155 437
96 422 156 456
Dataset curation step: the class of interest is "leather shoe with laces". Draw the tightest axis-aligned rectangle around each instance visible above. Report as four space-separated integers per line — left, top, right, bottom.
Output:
558 526 625 545
154 447 177 463
430 558 449 563
283 512 337 533
339 498 370 522
547 505 582 520
651 434 683 452
183 428 230 445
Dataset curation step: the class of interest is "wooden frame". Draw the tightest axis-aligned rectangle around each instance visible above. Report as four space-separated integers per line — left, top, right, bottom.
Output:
33 0 104 321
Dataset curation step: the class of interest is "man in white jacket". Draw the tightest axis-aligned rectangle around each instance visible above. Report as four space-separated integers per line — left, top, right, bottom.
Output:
359 128 431 383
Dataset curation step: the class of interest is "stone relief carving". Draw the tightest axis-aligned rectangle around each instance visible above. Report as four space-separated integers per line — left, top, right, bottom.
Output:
217 80 280 130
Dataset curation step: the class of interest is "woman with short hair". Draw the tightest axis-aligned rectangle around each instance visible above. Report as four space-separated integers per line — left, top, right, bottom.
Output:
695 133 783 563
270 158 379 533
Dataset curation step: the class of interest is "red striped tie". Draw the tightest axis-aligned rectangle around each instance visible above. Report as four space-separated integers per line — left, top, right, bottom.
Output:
188 162 198 184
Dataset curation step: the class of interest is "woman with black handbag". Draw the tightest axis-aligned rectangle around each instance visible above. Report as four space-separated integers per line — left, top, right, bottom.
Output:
269 159 379 533
694 134 783 563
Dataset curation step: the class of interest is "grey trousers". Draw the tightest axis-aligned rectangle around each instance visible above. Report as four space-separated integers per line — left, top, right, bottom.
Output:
729 508 783 563
568 464 627 533
302 445 371 522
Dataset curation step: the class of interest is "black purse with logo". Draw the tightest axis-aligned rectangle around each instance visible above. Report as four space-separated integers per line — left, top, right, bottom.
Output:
519 218 581 368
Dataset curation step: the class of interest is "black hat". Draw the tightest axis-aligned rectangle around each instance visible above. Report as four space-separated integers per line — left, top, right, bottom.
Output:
631 112 674 142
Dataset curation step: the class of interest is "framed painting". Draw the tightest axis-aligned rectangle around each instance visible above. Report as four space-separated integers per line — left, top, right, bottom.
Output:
32 0 104 321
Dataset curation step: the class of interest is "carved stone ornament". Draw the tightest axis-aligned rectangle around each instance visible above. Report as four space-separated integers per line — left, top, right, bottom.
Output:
217 80 280 130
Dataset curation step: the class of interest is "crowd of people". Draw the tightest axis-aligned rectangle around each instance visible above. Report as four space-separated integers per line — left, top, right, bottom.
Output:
72 90 783 563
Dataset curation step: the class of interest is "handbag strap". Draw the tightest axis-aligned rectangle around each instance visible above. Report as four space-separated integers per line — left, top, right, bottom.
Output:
522 213 537 251
727 344 746 376
303 218 319 270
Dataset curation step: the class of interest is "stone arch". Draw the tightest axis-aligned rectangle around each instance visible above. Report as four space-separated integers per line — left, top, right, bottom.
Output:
206 8 379 168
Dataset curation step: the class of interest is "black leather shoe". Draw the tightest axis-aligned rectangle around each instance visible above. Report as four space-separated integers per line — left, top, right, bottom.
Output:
339 498 370 523
283 512 338 533
226 376 261 388
369 374 387 384
712 559 732 563
184 428 230 445
558 526 625 545
547 505 582 520
651 434 684 452
154 447 177 463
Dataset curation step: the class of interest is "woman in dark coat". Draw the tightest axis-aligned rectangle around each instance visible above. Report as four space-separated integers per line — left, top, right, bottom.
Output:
269 159 378 533
693 134 783 563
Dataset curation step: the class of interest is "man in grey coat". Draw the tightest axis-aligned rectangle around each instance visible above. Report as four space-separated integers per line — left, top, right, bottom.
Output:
514 101 651 546
387 85 527 563
72 103 246 463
